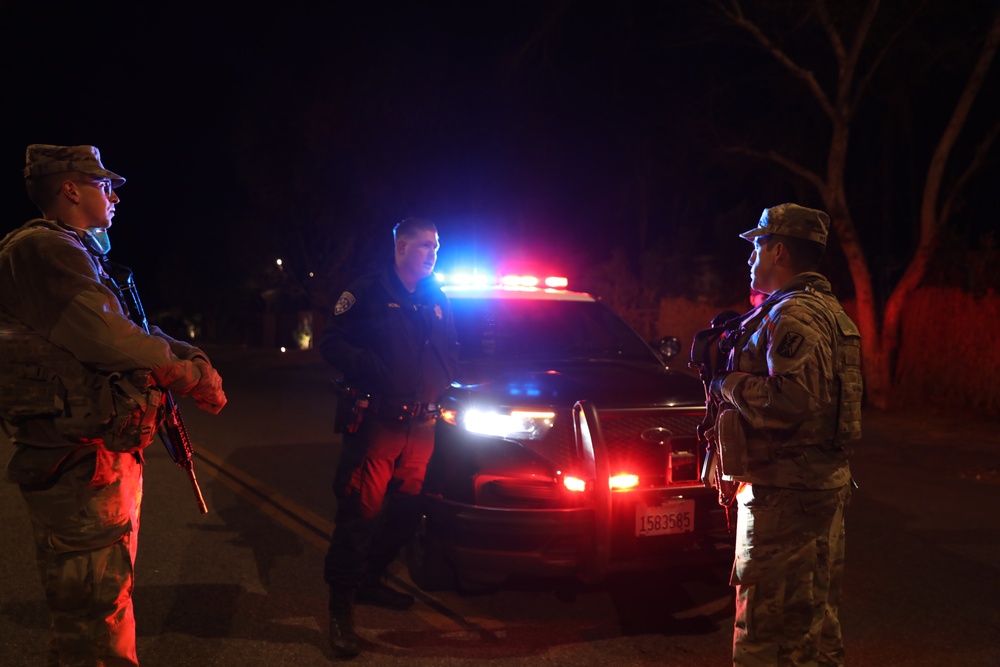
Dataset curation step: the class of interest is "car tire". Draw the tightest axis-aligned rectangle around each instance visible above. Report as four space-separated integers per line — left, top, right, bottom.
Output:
406 514 457 592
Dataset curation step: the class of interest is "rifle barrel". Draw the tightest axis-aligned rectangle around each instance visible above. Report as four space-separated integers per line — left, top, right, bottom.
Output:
103 258 209 513
186 465 209 514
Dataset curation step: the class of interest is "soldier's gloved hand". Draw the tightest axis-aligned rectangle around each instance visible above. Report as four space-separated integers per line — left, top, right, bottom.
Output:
190 359 227 414
159 359 201 397
709 372 730 399
711 371 751 405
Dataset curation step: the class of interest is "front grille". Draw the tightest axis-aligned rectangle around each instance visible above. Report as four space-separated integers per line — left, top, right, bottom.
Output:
600 409 704 487
526 407 705 488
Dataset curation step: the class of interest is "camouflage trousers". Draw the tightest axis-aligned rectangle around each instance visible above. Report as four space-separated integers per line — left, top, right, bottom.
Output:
731 483 851 667
19 446 143 667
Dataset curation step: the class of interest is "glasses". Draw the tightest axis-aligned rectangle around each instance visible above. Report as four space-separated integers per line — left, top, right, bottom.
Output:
74 179 114 197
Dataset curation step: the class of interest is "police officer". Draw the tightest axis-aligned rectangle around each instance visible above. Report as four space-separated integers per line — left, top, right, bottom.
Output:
320 217 458 658
710 203 863 666
0 144 227 665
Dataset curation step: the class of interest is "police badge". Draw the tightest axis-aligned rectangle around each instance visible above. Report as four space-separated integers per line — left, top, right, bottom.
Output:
334 291 356 316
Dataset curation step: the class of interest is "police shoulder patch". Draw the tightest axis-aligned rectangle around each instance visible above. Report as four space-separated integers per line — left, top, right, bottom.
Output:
776 331 804 358
334 292 356 316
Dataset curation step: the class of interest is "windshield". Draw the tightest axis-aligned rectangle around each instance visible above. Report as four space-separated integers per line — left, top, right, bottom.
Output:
451 298 658 363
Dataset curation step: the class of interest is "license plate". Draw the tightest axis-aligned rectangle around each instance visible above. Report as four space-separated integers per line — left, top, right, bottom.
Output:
636 500 695 536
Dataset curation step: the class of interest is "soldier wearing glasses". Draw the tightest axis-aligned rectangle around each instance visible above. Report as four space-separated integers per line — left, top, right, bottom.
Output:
0 144 226 665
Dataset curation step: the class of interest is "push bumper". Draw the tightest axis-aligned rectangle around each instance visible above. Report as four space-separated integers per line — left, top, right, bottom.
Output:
422 490 731 585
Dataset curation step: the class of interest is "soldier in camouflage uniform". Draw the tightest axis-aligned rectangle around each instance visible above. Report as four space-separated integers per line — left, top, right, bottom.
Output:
0 145 227 666
710 203 863 666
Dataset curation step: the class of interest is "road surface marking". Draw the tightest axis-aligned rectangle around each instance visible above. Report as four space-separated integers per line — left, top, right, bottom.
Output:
190 444 506 641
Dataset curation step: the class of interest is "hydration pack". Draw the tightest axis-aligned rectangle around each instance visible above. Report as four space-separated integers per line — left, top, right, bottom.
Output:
830 306 863 444
774 286 863 444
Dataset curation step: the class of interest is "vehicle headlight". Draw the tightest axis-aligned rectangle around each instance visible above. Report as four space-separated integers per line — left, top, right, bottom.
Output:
461 409 556 440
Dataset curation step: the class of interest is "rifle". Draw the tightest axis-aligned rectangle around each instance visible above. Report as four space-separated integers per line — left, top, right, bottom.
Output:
102 260 209 514
690 311 742 529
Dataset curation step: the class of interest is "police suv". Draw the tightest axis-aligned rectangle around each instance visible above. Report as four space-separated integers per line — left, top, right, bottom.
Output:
407 274 732 591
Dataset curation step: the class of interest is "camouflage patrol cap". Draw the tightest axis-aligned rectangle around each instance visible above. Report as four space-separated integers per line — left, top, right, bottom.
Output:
739 203 829 247
23 144 125 187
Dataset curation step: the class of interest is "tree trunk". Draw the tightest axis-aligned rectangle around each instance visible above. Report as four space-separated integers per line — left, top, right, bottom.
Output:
871 10 1000 407
823 119 892 408
822 187 890 408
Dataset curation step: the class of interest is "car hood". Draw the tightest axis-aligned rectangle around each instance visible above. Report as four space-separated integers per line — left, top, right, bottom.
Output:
447 359 704 409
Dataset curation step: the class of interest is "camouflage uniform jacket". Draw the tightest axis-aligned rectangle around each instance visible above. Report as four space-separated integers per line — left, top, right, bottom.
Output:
715 272 862 489
0 218 206 458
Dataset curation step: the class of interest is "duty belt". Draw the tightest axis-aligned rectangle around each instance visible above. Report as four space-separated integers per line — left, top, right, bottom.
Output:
376 401 440 423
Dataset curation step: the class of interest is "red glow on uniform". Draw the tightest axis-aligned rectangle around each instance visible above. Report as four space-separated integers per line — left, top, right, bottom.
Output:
609 473 639 490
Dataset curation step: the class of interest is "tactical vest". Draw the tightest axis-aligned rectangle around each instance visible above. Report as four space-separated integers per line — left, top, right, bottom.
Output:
0 315 163 455
0 310 98 423
748 285 863 445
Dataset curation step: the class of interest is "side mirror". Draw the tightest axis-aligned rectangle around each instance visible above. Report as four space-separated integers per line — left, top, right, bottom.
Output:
653 335 681 361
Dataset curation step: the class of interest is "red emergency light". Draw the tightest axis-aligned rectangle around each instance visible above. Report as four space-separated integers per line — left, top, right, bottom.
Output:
609 473 639 490
562 472 640 492
500 274 569 289
437 271 570 290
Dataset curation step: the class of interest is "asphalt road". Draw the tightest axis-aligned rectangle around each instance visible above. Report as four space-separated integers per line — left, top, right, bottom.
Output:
2 345 999 666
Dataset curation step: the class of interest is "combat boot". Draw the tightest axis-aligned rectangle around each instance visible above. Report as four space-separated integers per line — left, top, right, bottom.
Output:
328 587 360 659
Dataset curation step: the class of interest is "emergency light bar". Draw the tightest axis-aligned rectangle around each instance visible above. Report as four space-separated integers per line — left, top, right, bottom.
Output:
438 272 493 287
436 272 569 289
501 274 538 287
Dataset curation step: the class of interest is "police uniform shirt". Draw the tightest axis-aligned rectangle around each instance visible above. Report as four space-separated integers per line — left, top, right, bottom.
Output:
321 265 458 404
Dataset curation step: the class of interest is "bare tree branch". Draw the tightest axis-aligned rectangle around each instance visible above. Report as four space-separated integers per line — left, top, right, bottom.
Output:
504 0 574 85
940 115 1000 225
715 0 836 119
725 146 826 190
813 0 847 64
848 0 928 110
828 0 878 120
922 8 1000 235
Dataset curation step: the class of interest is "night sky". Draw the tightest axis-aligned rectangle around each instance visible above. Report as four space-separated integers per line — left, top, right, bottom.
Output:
3 2 998 324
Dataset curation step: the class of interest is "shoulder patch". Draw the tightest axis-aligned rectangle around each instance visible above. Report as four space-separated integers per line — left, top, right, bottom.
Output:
334 292 356 316
776 331 804 358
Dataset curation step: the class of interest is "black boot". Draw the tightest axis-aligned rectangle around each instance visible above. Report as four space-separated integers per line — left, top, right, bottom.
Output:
328 587 360 659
